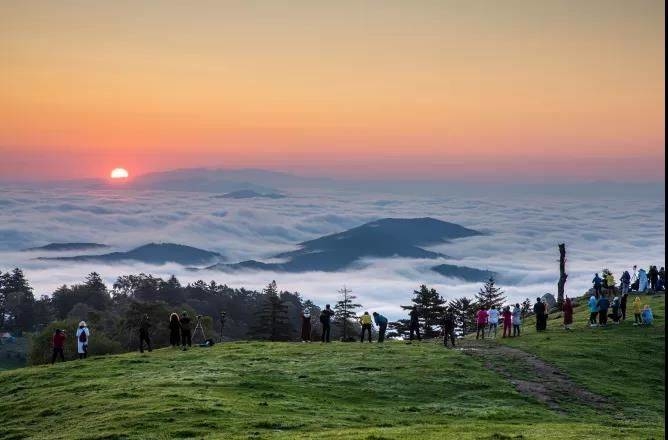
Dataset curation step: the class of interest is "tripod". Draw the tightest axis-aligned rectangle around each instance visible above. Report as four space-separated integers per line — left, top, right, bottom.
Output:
193 315 206 343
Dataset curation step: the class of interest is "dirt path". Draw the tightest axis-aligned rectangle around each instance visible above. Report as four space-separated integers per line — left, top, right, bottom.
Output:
456 338 609 413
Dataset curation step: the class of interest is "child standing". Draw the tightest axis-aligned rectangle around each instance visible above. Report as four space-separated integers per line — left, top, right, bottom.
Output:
632 296 642 324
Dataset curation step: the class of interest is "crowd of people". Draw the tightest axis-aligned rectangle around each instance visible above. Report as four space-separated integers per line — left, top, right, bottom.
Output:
475 303 524 339
50 265 662 364
587 265 661 328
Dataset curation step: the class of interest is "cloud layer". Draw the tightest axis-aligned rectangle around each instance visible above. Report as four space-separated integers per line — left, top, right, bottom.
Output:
0 185 664 320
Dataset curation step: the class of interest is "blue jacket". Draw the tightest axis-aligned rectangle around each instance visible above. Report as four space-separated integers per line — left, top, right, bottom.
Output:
374 314 388 326
597 297 610 311
588 296 598 313
593 275 602 287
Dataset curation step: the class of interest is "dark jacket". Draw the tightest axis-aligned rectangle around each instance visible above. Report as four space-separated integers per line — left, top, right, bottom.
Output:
180 316 191 331
597 297 610 311
319 309 334 324
533 302 546 315
409 309 419 326
443 314 455 332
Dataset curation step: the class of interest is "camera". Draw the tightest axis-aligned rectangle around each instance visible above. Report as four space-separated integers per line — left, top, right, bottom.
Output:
196 315 203 319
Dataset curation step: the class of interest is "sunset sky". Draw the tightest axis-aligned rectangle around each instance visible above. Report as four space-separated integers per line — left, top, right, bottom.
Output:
1 0 664 182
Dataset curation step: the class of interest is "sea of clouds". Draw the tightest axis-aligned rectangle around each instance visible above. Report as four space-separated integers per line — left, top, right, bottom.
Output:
0 185 664 319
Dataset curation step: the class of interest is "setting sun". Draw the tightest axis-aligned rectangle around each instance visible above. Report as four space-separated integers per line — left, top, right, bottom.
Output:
110 168 129 179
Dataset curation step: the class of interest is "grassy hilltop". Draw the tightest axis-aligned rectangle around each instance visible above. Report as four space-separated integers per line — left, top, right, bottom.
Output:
0 294 664 440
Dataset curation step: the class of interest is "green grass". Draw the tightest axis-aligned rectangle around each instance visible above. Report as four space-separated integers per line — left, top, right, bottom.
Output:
500 294 665 424
0 295 664 439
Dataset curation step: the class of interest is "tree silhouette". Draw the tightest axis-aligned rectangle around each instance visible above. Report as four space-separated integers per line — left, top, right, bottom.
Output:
474 277 506 310
400 284 446 338
249 281 293 341
334 286 361 341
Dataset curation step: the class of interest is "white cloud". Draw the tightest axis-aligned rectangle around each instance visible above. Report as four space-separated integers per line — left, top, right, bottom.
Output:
0 186 664 320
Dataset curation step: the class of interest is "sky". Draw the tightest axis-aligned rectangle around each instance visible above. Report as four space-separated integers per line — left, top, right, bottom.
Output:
0 0 665 182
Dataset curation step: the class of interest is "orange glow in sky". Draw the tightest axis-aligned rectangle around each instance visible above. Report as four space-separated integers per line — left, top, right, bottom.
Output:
0 0 664 182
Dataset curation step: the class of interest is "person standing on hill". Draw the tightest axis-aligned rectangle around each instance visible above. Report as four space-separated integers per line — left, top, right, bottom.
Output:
169 313 181 347
512 303 522 337
620 289 629 321
300 309 312 342
631 265 639 291
638 268 649 292
442 308 456 347
139 314 152 353
562 297 574 331
359 311 373 343
534 298 547 331
475 307 488 340
501 306 512 338
487 306 500 338
180 312 192 350
605 272 616 296
588 295 598 327
620 271 631 295
75 321 90 359
592 273 603 298
658 267 666 291
372 312 388 343
51 329 66 364
632 296 642 324
409 306 422 342
320 304 335 343
597 295 610 327
648 265 659 292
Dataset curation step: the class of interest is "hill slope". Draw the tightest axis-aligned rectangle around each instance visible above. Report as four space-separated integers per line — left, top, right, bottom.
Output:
39 243 223 266
0 295 663 439
23 242 109 252
213 217 485 273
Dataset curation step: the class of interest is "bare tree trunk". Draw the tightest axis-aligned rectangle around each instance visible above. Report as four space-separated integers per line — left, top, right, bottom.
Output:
557 243 568 310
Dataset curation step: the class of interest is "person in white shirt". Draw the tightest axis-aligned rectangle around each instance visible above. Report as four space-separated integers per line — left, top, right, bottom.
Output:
75 321 90 359
487 306 500 338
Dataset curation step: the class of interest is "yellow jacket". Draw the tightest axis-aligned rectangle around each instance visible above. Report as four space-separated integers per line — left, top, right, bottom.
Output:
360 314 372 325
632 298 642 314
605 274 615 286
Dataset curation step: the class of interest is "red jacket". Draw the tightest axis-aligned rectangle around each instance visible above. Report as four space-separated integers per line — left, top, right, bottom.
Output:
476 310 488 325
53 333 66 348
501 310 512 324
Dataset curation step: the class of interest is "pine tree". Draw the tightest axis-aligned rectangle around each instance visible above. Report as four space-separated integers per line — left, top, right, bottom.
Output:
333 286 361 341
249 281 293 341
474 277 506 310
0 268 35 332
449 296 476 335
521 298 532 319
400 284 446 338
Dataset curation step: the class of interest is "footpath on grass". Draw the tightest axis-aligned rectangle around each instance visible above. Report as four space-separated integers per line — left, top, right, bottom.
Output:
458 338 609 413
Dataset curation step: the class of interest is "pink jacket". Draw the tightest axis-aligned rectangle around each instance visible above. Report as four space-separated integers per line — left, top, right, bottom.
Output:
476 310 488 325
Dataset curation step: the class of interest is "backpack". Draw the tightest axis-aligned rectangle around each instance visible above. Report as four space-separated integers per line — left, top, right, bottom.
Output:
79 329 87 343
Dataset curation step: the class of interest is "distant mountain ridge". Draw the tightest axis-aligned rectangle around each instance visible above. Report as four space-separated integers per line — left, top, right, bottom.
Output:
24 243 108 252
209 217 486 275
214 189 285 199
39 243 223 266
